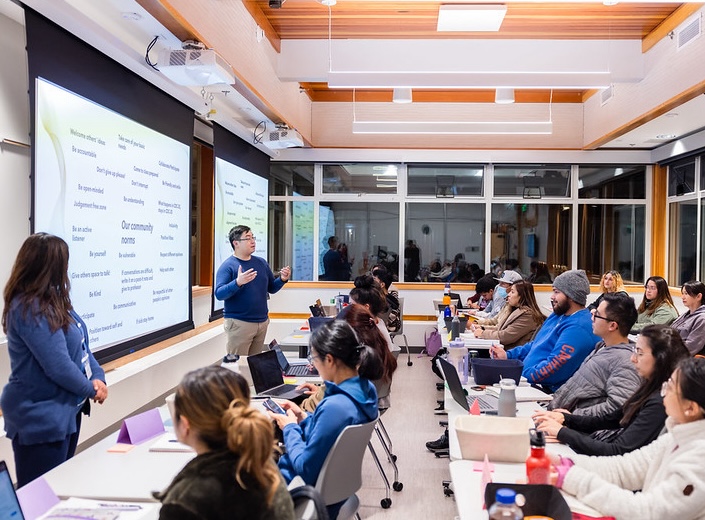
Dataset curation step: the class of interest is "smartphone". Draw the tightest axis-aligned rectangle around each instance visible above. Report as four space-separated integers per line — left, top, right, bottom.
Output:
263 398 286 415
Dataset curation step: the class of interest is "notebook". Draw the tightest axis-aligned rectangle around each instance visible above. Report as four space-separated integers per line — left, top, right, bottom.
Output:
437 357 499 413
0 460 24 519
268 340 318 377
247 350 306 400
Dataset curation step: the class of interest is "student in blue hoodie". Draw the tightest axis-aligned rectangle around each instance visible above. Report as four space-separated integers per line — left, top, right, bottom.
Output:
269 320 380 519
490 269 600 392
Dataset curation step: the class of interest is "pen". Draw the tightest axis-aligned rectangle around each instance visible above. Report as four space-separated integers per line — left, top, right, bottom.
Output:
97 503 143 510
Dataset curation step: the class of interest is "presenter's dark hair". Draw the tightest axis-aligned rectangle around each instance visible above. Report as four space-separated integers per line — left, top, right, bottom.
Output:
602 292 638 336
621 325 689 426
228 225 251 248
310 320 383 380
350 274 386 316
174 366 282 505
3 233 73 334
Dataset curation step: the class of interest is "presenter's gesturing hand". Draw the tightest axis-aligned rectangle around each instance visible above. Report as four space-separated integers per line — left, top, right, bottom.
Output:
93 379 108 404
280 266 291 282
236 265 257 286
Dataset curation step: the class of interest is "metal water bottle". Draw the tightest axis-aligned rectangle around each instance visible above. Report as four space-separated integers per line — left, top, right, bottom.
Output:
498 378 517 417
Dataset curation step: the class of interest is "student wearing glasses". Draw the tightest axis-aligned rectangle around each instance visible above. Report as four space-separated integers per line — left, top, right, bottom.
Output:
534 325 689 456
215 225 291 362
631 276 678 333
551 356 705 520
547 293 641 417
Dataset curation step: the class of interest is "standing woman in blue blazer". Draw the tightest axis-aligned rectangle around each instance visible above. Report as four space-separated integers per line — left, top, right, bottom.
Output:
1 233 107 487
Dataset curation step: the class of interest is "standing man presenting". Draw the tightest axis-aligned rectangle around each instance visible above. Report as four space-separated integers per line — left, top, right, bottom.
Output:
215 225 291 363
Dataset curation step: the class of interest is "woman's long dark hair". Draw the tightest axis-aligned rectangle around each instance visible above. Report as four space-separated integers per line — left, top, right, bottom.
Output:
638 276 676 315
3 233 73 333
621 324 689 425
349 274 386 316
341 303 397 384
309 319 383 381
676 356 705 410
512 281 545 327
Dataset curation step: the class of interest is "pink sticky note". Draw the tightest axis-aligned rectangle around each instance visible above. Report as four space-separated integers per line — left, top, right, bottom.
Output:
469 398 481 415
117 407 165 445
16 477 60 520
480 454 493 508
473 460 495 472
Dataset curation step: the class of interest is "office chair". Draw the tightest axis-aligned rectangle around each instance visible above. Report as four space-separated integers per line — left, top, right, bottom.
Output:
309 418 378 520
390 297 412 366
288 480 330 520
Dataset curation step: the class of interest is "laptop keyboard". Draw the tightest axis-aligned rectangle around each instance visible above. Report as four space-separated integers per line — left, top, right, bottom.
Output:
286 364 315 376
268 385 297 397
466 394 499 411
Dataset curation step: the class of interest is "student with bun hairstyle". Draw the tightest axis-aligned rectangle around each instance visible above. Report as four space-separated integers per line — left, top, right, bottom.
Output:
348 273 399 354
270 320 380 519
156 366 294 520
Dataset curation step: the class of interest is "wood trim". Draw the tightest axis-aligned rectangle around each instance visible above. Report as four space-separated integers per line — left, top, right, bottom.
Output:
102 319 223 372
651 164 668 277
583 79 705 150
642 3 705 54
242 0 282 53
138 0 208 44
192 285 212 298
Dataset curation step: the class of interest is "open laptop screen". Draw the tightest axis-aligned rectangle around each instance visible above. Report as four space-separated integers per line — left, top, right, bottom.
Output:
0 461 24 520
247 351 285 394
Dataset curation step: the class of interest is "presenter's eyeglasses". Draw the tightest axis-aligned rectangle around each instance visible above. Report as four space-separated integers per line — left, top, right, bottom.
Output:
237 235 256 242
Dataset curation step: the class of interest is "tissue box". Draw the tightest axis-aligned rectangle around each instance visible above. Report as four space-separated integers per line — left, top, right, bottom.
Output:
454 415 533 462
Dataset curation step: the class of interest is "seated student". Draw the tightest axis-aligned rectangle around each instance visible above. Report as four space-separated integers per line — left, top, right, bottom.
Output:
348 273 400 355
371 265 401 334
548 293 641 415
587 270 628 312
470 281 545 350
466 274 497 311
469 270 523 320
534 325 689 456
551 356 705 520
490 270 600 392
156 366 295 520
298 304 398 412
631 276 678 333
671 280 705 355
269 320 380 519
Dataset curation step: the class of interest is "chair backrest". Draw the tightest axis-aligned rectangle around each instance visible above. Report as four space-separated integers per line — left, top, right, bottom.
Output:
390 297 404 336
289 483 330 520
315 418 378 505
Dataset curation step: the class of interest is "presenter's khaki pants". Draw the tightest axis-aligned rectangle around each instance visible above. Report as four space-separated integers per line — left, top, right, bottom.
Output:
224 318 269 356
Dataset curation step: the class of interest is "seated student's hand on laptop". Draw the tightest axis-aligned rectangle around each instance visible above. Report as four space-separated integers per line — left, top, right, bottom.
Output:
532 410 567 426
296 382 319 394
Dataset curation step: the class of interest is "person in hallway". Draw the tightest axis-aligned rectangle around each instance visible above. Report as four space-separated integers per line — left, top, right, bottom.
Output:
671 280 705 355
490 269 600 392
470 280 545 350
587 270 628 311
404 240 421 282
270 320 380 520
337 242 354 280
156 366 295 520
528 261 552 284
550 356 705 520
322 236 345 281
215 225 290 362
534 324 689 457
548 292 640 415
1 233 108 488
631 275 678 333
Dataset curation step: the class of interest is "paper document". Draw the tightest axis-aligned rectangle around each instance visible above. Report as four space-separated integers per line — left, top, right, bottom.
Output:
39 497 158 520
485 384 553 402
148 433 194 453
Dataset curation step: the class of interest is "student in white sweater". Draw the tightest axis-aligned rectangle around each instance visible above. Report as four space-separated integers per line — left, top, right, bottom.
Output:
553 356 705 520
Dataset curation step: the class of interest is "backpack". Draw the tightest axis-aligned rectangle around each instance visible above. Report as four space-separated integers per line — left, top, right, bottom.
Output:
423 328 443 357
385 293 401 333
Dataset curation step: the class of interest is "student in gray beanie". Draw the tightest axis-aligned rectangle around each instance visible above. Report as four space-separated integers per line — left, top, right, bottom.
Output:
490 268 600 392
553 270 591 307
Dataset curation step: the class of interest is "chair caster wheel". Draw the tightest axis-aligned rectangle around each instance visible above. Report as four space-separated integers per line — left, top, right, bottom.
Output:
381 498 392 509
443 487 454 497
391 454 397 462
393 481 403 492
407 361 413 366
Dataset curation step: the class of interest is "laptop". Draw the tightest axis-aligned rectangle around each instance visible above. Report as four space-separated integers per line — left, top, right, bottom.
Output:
0 460 25 519
308 316 334 332
268 340 318 377
437 357 499 413
247 350 307 400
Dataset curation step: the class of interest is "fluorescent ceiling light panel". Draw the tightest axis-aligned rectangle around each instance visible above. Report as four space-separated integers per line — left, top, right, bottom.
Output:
437 5 507 32
328 71 611 89
352 121 553 135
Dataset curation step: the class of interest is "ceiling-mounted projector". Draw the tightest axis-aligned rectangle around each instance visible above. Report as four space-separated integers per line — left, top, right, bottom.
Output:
262 128 304 149
157 48 236 86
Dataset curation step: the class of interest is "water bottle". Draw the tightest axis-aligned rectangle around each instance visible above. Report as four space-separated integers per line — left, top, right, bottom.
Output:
468 350 478 380
450 313 460 340
498 378 517 417
488 488 523 520
443 281 451 306
443 304 452 319
449 340 468 384
526 429 551 485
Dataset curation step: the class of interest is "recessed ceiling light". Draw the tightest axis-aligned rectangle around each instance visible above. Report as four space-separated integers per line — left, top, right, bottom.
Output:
656 134 677 139
318 0 336 5
665 112 679 118
437 5 507 32
121 12 142 21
